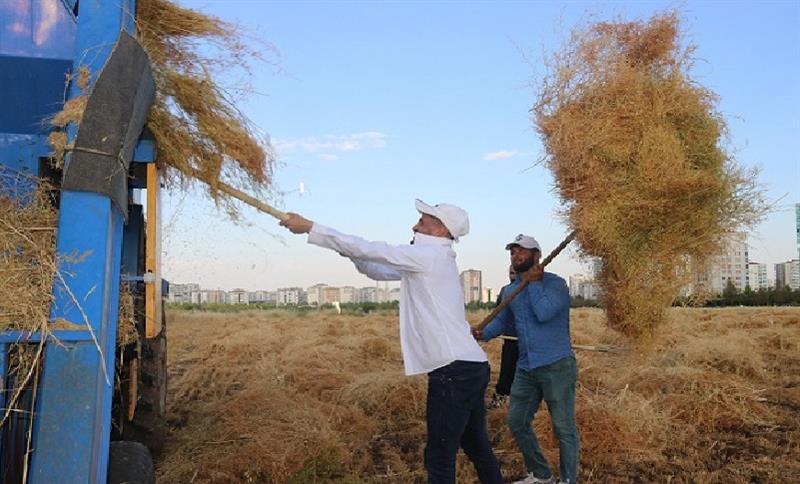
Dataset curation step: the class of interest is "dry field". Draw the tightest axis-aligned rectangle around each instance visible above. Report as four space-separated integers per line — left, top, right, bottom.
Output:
156 307 799 483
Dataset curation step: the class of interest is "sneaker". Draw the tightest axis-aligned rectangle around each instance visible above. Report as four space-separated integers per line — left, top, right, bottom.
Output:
488 392 508 409
512 473 555 484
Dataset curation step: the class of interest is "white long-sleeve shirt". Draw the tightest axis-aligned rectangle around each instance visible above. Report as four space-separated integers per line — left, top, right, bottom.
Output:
307 223 487 375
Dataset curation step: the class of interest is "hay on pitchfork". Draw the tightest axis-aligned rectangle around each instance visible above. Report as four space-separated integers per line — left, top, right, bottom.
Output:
135 0 276 209
532 11 766 337
47 0 276 212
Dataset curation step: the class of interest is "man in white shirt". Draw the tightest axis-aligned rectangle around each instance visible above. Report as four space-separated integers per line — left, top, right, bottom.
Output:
279 199 503 484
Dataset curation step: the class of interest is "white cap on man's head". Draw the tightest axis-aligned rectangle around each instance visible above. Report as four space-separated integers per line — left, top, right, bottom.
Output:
505 234 541 251
415 199 469 241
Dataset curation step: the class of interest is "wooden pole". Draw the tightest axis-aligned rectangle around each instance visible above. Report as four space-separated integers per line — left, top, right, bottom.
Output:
474 230 576 331
214 181 289 221
186 167 289 221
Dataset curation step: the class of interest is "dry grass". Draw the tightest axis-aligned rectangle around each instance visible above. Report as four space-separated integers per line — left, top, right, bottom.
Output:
157 306 800 483
0 169 142 433
533 11 767 337
136 0 275 210
46 0 276 213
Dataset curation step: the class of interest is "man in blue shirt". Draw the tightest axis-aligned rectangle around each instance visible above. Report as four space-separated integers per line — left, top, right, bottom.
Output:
475 234 579 484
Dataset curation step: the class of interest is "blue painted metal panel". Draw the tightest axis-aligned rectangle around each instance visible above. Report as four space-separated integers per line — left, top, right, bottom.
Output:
0 134 50 177
132 138 157 163
0 0 76 59
0 343 6 471
0 331 94 344
0 56 73 135
122 204 144 277
26 0 139 481
30 192 124 484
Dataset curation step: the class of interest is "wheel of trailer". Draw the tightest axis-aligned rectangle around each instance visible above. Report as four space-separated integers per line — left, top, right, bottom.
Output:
122 304 167 456
107 441 155 484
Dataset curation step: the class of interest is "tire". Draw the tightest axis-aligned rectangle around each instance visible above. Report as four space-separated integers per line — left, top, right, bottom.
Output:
121 305 167 456
107 441 155 484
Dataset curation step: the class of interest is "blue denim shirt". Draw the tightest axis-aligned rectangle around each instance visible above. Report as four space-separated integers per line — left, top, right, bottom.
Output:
482 272 573 370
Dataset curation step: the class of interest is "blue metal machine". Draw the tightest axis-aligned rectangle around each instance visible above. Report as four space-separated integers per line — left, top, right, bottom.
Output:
1 1 165 482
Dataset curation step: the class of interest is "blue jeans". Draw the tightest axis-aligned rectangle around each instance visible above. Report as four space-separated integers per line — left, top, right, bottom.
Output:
425 360 503 484
507 356 579 483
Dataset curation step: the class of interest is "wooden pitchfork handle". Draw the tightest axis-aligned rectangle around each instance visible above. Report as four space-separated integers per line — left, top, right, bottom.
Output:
214 180 289 221
474 230 576 332
186 167 289 221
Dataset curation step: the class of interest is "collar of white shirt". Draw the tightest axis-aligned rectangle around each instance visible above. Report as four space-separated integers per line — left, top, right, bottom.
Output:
412 232 453 246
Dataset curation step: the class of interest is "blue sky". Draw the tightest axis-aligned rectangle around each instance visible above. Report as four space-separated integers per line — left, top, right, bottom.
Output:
163 0 800 293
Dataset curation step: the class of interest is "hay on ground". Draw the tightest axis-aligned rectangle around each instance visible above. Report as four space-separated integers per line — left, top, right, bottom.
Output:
158 307 800 482
532 11 766 337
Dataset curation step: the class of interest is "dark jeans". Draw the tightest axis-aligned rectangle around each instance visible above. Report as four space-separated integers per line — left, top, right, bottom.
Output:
495 338 519 396
508 356 579 484
425 360 503 484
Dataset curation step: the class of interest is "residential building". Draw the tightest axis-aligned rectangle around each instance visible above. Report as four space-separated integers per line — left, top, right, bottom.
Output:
199 289 227 304
695 233 748 295
248 291 272 304
796 203 800 260
167 283 199 303
227 288 248 304
306 284 328 305
323 286 341 304
358 286 379 303
460 269 482 304
277 287 304 305
569 274 598 300
340 286 356 303
386 287 401 302
746 262 770 290
775 260 800 290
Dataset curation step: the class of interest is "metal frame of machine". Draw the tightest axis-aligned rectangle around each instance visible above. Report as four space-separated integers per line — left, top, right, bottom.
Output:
1 1 163 482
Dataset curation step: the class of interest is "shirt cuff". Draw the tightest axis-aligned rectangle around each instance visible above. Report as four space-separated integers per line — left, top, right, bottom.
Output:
307 222 329 245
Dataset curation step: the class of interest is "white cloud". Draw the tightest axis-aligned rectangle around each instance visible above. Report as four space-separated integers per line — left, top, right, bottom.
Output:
483 150 517 161
318 153 339 161
274 131 387 155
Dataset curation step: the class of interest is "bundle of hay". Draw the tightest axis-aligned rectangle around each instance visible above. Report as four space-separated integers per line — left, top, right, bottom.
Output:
48 0 276 211
532 11 766 336
135 0 275 206
0 170 57 332
0 170 57 426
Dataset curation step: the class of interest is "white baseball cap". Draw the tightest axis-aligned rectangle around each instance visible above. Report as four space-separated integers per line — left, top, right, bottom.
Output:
505 234 541 251
415 199 469 241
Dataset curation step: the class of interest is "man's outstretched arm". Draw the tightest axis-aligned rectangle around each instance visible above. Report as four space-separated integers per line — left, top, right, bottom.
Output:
280 213 431 273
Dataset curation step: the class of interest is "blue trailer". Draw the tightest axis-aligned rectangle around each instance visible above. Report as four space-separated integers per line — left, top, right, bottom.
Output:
1 1 167 482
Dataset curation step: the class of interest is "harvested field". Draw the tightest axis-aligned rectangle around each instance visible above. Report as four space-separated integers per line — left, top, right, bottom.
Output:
157 307 800 483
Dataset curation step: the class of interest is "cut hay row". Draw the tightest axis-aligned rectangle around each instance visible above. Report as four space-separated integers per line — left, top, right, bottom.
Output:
533 11 767 337
157 307 800 483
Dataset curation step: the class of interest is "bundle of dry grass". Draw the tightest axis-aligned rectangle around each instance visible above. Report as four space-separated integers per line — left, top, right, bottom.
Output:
116 286 139 347
532 11 766 336
0 170 57 333
47 66 90 168
135 0 275 205
0 169 57 435
46 0 275 210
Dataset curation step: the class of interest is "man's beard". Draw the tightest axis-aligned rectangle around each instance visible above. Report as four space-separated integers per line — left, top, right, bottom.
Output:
512 258 535 274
